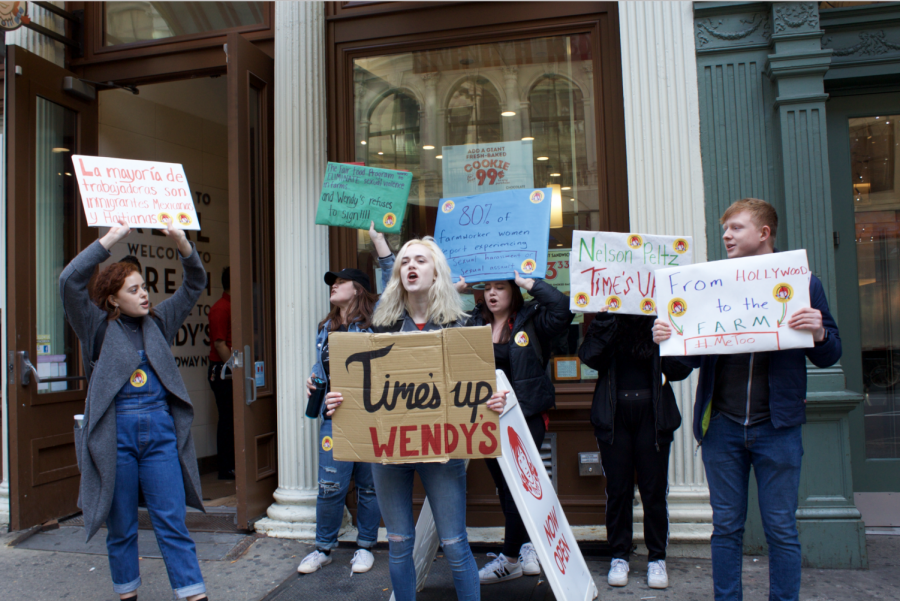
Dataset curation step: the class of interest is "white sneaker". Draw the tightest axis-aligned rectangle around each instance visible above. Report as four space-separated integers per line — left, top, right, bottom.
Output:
607 558 629 586
479 553 523 584
519 542 541 576
350 548 375 573
297 550 332 574
647 559 668 589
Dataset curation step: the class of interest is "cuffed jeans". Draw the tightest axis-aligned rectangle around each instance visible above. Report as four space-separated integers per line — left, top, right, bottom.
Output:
702 413 803 601
372 459 478 601
316 419 381 550
107 406 206 598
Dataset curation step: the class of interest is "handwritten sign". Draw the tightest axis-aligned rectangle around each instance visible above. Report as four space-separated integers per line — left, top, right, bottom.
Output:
315 162 412 233
72 155 199 229
656 249 814 356
435 188 552 283
569 231 693 315
442 140 535 198
523 249 582 324
329 326 500 463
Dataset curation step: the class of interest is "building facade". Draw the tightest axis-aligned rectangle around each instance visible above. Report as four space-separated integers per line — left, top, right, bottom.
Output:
0 0 896 569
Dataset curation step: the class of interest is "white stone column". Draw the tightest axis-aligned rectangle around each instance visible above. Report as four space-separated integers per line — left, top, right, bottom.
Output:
619 1 713 552
0 1 67 527
254 1 330 539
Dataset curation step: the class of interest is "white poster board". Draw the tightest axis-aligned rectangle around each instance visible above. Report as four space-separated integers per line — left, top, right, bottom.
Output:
72 155 200 230
441 141 535 198
394 371 598 601
569 230 692 315
655 249 814 356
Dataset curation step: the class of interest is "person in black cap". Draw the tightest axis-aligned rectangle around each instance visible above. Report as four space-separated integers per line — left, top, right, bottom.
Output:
296 223 387 576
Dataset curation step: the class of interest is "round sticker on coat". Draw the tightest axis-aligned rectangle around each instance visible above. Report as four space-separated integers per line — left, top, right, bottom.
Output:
322 436 333 452
130 369 148 387
514 332 529 347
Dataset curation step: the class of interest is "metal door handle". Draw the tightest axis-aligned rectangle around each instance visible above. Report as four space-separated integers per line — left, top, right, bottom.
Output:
19 351 87 387
243 344 257 406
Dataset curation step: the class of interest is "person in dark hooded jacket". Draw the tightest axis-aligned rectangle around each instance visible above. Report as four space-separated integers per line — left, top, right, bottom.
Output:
467 272 573 584
578 309 692 590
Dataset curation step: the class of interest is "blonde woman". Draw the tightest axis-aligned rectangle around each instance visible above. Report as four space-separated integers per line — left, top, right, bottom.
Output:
324 235 508 601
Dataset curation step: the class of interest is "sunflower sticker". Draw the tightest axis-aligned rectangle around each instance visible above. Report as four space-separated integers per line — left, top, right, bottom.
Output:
158 212 173 226
441 200 455 213
177 212 192 226
529 190 545 204
640 298 656 314
521 259 537 274
130 369 148 388
627 234 643 249
773 283 793 302
673 238 689 254
382 213 397 228
574 292 590 308
322 436 333 452
514 332 529 347
606 296 622 311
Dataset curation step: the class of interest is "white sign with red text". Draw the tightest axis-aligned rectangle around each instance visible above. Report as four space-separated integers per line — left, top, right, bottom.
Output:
655 249 814 356
441 140 535 198
72 155 200 230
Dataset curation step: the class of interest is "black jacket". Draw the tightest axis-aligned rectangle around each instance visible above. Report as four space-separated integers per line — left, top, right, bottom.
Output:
467 281 574 417
578 313 693 447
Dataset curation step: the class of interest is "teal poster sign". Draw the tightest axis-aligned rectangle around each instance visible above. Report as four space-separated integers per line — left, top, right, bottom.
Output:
315 162 412 233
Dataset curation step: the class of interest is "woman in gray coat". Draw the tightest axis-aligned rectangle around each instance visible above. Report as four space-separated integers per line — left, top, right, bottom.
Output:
62 218 209 601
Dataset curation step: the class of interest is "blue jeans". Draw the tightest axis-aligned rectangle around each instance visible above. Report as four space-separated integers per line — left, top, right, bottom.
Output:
702 413 803 601
106 352 205 598
316 419 381 550
372 460 478 601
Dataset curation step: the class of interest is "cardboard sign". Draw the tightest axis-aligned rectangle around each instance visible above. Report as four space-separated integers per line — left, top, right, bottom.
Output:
434 188 552 283
398 371 598 601
441 140 535 198
569 230 693 315
72 155 200 229
656 249 814 356
329 326 500 463
315 162 412 233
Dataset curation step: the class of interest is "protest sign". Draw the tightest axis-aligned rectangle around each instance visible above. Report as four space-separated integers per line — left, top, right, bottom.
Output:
71 155 200 230
442 140 535 198
434 188 552 283
523 249 582 324
315 162 412 233
656 249 814 356
397 371 598 601
569 230 693 315
329 326 500 463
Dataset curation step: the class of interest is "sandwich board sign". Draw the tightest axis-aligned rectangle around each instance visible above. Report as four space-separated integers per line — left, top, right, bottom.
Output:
392 371 598 601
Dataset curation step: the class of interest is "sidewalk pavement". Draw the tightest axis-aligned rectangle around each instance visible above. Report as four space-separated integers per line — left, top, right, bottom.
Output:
1 526 896 601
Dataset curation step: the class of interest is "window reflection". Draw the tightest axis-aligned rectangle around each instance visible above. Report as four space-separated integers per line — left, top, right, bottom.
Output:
104 2 266 46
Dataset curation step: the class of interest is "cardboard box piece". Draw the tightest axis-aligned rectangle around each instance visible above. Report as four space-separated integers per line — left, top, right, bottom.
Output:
330 325 500 463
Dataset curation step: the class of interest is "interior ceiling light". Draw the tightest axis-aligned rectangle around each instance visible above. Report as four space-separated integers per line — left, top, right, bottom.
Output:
522 136 534 141
423 145 435 150
537 156 549 161
550 173 561 177
501 111 516 117
561 186 571 190
52 147 69 153
360 140 367 145
436 155 443 159
377 152 384 155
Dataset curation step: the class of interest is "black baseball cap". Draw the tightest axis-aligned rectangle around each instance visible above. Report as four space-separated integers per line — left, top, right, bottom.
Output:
324 268 372 293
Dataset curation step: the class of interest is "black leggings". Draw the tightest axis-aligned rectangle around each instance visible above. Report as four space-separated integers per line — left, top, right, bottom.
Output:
484 413 547 557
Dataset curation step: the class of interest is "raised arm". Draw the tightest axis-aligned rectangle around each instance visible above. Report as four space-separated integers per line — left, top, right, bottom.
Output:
150 223 207 344
516 273 574 339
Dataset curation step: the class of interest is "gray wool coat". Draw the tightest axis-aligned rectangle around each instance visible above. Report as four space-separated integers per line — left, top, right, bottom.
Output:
60 239 208 542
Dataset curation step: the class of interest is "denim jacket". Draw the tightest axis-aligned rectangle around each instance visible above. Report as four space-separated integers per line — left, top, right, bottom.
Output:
309 253 395 416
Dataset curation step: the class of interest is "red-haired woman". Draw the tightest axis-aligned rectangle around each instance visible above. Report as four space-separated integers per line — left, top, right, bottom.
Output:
62 219 208 601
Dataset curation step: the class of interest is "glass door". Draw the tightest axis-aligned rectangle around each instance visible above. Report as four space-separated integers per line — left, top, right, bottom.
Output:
6 45 98 530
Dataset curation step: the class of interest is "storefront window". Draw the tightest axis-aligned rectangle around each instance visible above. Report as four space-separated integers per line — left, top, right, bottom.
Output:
850 114 900 458
104 2 266 46
353 34 599 383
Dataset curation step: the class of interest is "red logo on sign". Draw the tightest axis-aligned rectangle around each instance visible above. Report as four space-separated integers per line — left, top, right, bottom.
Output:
509 426 542 500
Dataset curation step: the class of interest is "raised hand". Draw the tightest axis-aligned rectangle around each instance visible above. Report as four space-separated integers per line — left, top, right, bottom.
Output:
161 220 193 257
454 275 467 293
368 220 391 258
652 319 672 345
99 218 132 250
513 270 535 291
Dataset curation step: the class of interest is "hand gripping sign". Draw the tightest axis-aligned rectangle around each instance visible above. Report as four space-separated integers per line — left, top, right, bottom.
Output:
569 230 693 315
655 249 814 356
393 371 598 601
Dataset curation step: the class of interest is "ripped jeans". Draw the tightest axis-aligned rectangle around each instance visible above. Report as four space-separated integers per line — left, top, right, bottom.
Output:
316 419 381 550
372 459 478 601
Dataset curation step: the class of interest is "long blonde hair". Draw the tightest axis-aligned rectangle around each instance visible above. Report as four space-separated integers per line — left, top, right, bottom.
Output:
372 237 465 327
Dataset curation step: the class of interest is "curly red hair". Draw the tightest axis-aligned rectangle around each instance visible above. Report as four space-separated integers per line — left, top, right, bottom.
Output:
91 262 150 321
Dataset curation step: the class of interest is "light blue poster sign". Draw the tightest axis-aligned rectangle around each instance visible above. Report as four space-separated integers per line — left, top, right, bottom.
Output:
435 188 552 283
442 140 535 198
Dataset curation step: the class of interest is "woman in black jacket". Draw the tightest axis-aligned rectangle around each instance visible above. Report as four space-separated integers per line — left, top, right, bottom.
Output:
578 309 692 591
467 272 573 584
